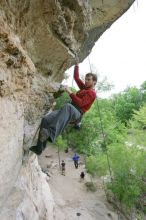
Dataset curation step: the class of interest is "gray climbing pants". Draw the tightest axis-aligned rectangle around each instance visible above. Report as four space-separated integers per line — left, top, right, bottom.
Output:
39 103 81 143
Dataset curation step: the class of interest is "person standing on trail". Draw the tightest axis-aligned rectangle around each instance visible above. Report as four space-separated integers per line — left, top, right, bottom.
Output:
80 171 85 179
61 160 66 176
29 61 97 155
73 153 80 169
65 147 69 153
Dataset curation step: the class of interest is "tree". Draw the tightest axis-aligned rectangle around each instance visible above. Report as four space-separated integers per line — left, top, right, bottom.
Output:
128 104 146 147
96 75 114 92
86 153 108 177
140 81 146 103
106 143 146 210
112 86 143 125
54 91 71 109
56 135 68 167
53 81 146 214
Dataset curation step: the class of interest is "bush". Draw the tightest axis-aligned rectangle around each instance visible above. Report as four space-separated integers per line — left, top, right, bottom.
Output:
85 182 97 192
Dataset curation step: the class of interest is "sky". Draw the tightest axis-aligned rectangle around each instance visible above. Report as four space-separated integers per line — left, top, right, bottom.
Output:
65 0 146 97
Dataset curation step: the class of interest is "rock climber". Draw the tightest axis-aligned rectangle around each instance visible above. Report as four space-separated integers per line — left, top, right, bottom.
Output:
29 60 97 155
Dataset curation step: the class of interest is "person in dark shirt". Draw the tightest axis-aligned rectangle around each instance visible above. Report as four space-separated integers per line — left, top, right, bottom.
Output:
61 160 65 176
80 171 85 179
29 63 97 155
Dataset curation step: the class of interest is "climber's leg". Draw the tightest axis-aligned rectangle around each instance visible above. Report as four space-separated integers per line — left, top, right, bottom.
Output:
46 103 81 142
29 110 59 155
30 104 81 155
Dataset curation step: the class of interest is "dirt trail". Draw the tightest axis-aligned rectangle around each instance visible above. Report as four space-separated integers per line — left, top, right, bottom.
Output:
38 145 119 220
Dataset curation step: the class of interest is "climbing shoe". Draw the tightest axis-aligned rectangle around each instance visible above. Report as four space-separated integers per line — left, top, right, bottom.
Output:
29 145 42 155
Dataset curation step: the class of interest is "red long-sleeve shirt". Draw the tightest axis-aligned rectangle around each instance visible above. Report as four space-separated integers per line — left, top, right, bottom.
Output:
70 64 96 113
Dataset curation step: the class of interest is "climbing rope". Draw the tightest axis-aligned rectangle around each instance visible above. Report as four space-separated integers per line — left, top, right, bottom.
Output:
87 55 113 180
88 55 92 73
86 55 124 219
71 53 114 201
71 53 113 181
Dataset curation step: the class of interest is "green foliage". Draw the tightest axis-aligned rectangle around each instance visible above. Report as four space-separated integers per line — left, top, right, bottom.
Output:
106 143 146 209
55 79 146 213
54 88 77 109
128 104 146 147
54 92 71 109
140 81 146 103
96 75 114 92
85 182 97 192
56 135 68 151
86 153 108 177
96 99 127 145
131 104 146 129
63 99 126 156
112 86 143 125
61 102 102 155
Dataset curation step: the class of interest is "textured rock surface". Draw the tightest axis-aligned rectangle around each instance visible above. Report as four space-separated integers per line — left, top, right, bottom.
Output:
0 155 54 220
0 0 135 219
0 0 135 77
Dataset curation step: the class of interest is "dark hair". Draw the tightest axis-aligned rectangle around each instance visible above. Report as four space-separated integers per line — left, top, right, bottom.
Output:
86 73 97 83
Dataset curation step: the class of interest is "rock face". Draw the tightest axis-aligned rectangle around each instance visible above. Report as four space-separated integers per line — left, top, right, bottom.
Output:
0 155 54 220
0 0 135 219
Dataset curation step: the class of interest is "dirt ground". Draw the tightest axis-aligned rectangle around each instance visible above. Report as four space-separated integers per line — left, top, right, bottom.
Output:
38 144 119 220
